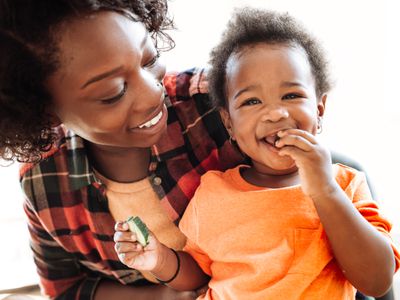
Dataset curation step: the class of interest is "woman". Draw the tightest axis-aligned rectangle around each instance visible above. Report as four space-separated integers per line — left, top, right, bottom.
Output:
0 1 244 299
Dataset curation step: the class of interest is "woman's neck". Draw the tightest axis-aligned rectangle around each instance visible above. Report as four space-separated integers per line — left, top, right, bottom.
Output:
241 166 300 188
86 142 151 183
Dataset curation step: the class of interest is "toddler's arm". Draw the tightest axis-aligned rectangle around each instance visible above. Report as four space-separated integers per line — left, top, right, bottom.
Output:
114 221 210 291
276 129 396 297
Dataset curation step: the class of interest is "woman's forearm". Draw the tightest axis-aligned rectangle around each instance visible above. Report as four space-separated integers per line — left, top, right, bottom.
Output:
312 185 395 296
94 279 198 300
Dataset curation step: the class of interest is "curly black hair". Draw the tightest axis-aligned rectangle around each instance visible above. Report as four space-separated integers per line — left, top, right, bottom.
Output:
0 0 174 163
208 7 332 109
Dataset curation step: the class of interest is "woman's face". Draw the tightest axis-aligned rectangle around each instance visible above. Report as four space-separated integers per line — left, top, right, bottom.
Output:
46 11 167 149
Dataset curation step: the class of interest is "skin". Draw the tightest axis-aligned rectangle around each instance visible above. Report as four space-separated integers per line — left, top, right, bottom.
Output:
115 43 396 297
46 11 203 300
47 11 167 183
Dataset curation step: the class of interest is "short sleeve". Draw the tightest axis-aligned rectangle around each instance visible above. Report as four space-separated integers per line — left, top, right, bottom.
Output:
340 166 400 271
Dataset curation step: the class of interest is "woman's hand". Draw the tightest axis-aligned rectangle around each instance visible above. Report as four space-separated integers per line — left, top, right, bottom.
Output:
275 128 339 200
114 221 167 272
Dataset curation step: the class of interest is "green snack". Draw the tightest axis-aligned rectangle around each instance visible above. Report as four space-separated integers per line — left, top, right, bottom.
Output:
126 216 149 247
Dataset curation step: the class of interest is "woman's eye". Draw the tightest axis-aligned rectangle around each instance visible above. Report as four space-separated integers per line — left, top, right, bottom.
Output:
242 98 261 106
144 51 160 69
282 93 302 100
100 82 127 105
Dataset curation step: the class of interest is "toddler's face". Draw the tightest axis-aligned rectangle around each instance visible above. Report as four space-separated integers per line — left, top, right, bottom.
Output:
221 43 325 174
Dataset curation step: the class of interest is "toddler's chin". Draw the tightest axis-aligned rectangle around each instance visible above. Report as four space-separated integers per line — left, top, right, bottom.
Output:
271 156 296 171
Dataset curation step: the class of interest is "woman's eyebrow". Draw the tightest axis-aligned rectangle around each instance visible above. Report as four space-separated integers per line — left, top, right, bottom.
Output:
81 66 124 89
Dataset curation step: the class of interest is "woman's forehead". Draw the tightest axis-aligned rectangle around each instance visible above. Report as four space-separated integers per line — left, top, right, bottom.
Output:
53 11 149 84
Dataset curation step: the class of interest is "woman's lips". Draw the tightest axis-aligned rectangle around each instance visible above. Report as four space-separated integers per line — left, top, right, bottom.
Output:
128 104 168 134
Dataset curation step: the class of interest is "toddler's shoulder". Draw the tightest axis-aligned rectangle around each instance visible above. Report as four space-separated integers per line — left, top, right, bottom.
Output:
334 163 367 190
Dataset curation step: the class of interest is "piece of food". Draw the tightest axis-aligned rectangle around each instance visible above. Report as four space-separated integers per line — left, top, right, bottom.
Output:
126 216 149 247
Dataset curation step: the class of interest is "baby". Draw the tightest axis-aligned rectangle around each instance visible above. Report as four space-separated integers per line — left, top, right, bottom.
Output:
114 7 399 299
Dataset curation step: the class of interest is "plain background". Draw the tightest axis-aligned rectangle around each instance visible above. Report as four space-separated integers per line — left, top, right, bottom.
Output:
0 0 399 295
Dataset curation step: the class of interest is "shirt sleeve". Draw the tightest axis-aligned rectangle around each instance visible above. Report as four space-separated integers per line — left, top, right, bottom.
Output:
343 167 400 271
179 198 213 276
23 200 101 299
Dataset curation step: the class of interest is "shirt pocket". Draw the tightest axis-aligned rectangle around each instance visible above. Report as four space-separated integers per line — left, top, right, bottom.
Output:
289 227 333 275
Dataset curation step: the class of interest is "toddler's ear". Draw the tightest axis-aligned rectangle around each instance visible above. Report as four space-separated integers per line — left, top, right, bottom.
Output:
219 109 234 138
317 94 328 118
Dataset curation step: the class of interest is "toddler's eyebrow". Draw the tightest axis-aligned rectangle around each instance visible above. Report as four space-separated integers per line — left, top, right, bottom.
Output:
281 81 306 89
233 84 259 100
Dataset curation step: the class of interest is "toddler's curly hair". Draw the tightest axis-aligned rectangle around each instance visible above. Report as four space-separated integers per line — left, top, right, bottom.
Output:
208 7 332 109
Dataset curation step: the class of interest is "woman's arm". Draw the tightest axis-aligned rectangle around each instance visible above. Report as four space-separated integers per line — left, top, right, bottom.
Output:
23 201 100 299
94 280 200 300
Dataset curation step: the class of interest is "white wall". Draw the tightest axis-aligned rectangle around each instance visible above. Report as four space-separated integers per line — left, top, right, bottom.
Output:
0 0 399 292
163 0 400 233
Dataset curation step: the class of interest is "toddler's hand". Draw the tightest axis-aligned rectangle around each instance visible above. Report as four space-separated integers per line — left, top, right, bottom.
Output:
275 129 338 199
114 221 165 272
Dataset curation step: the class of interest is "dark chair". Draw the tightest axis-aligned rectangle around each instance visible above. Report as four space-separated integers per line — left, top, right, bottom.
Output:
332 152 395 300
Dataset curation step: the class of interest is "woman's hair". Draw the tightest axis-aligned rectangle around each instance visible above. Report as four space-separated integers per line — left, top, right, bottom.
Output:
0 0 174 163
208 7 332 109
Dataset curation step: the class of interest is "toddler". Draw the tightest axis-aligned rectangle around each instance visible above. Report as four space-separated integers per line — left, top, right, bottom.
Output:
114 8 399 299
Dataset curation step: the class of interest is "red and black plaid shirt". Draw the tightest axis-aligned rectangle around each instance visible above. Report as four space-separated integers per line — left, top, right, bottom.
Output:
20 68 245 299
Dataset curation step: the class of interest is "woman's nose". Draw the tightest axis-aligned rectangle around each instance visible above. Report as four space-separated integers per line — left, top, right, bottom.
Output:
133 71 164 110
260 106 289 122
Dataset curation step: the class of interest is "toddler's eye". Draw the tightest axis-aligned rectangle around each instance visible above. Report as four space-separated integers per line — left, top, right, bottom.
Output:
100 82 127 105
282 93 302 100
242 98 261 106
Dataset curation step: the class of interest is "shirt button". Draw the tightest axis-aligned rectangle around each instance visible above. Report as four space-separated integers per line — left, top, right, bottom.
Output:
153 176 162 186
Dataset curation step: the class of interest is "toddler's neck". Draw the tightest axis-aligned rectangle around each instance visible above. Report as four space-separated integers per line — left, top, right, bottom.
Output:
240 166 300 188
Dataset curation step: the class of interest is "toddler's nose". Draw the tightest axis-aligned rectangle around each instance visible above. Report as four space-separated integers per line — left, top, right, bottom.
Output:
260 106 289 122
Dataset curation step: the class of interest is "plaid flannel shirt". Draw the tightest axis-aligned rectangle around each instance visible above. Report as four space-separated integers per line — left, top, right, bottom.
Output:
20 68 245 299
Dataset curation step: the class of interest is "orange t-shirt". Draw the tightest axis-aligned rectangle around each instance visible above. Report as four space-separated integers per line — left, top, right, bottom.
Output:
179 164 399 300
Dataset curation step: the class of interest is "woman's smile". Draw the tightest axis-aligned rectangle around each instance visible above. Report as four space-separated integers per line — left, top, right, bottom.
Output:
129 102 168 135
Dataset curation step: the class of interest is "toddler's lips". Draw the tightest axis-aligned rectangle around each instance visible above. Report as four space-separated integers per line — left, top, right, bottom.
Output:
263 132 282 147
264 135 279 146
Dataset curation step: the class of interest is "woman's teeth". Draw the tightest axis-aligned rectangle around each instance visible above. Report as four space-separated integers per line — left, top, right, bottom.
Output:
138 111 163 129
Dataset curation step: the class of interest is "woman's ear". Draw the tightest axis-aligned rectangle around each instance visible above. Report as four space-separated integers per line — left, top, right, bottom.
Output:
46 109 62 128
219 108 234 139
